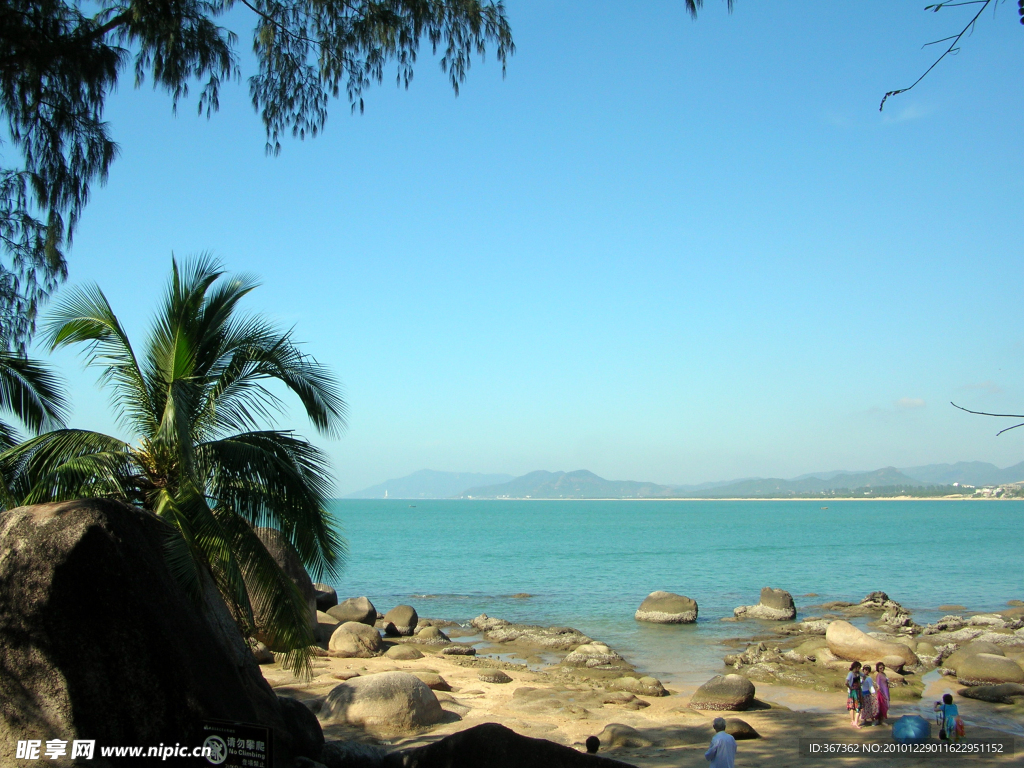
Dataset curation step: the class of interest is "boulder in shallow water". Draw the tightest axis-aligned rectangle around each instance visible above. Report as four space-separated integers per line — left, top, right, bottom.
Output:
733 587 796 621
329 621 384 657
321 671 443 734
328 596 377 626
384 605 418 636
379 722 636 767
956 653 1024 686
689 674 755 711
635 591 698 624
825 620 919 666
957 683 1024 704
608 676 668 697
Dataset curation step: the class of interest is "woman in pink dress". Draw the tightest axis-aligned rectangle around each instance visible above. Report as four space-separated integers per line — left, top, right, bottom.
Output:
874 662 890 725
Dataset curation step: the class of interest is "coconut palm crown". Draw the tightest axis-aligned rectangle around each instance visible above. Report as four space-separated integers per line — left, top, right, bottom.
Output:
0 256 346 674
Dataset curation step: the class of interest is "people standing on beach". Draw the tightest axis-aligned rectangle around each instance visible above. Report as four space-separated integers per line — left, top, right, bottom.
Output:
846 662 863 727
860 663 878 724
874 662 890 725
705 718 737 768
935 693 964 742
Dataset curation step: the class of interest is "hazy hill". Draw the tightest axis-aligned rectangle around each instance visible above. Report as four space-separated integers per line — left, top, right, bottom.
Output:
460 470 678 499
899 461 1024 487
677 467 924 498
346 470 514 499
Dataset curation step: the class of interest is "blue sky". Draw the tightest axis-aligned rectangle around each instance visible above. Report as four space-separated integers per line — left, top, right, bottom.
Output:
48 1 1024 493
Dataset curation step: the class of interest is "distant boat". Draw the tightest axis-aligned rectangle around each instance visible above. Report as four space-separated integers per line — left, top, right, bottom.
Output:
409 505 416 508
821 506 828 509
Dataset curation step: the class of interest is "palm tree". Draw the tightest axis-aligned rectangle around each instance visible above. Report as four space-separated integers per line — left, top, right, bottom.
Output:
0 256 346 673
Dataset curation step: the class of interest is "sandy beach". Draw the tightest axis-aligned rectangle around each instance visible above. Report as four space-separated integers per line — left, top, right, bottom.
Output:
261 602 1024 768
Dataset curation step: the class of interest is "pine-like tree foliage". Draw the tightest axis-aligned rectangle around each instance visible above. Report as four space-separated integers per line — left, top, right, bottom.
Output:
0 255 347 676
0 0 516 348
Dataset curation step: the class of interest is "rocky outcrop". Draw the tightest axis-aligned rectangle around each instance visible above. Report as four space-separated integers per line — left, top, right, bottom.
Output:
944 641 1004 671
0 499 295 767
320 671 443 735
733 588 796 621
634 592 698 624
384 605 418 636
328 622 384 658
825 621 919 667
470 615 592 650
956 653 1024 686
327 596 377 626
380 723 637 767
314 611 341 644
563 642 625 668
252 527 318 649
689 674 756 711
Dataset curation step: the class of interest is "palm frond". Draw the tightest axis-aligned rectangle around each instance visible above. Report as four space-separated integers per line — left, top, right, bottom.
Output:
44 284 157 437
0 350 69 434
199 430 344 583
0 429 137 507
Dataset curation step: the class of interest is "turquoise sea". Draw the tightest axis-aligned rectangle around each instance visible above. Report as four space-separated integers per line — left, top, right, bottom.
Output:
327 499 1024 687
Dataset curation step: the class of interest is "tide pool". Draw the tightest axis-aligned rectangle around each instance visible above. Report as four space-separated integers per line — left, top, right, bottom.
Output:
326 499 1023 685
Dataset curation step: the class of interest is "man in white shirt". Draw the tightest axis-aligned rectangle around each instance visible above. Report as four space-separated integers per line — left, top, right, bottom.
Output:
705 717 737 768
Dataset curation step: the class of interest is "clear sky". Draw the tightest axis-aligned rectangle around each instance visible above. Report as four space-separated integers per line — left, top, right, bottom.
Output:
46 1 1024 494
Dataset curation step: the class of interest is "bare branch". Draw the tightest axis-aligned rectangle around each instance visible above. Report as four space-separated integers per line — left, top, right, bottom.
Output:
880 0 992 111
950 401 1024 436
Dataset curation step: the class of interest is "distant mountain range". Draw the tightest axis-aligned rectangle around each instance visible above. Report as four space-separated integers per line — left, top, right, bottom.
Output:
345 461 1024 500
345 469 514 499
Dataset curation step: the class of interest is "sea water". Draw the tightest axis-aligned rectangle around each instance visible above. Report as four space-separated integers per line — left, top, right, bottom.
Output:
326 499 1023 686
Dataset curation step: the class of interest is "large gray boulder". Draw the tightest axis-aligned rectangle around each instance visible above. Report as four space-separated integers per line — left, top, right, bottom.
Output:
314 611 341 644
689 674 756 711
635 591 698 624
252 527 318 649
734 587 796 621
956 653 1024 686
379 722 637 767
384 605 418 636
278 696 325 760
825 620 919 667
313 583 339 612
0 499 296 767
328 622 383 658
320 671 443 734
944 641 1004 672
328 596 377 626
957 683 1024 704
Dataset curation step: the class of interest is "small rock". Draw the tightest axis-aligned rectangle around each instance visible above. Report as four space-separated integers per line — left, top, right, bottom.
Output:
440 645 476 656
563 642 625 668
328 622 383 658
414 626 451 645
478 669 513 684
411 671 451 691
733 587 796 621
385 645 423 660
597 723 655 749
957 683 1024 704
